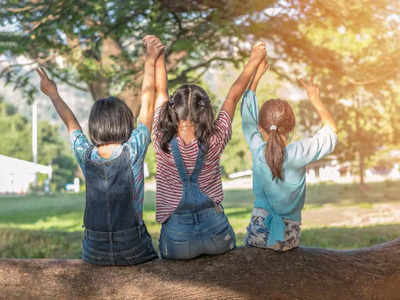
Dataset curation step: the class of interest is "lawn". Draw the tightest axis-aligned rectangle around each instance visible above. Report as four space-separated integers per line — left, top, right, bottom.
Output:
1 180 400 258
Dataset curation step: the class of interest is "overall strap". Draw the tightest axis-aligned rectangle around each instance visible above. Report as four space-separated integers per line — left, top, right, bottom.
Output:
170 138 206 183
84 145 95 163
170 137 189 182
190 144 206 182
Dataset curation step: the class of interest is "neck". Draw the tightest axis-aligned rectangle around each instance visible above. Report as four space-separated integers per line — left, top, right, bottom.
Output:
97 143 120 159
177 121 196 145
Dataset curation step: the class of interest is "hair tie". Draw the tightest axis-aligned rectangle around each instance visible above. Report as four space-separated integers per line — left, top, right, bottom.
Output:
270 125 277 131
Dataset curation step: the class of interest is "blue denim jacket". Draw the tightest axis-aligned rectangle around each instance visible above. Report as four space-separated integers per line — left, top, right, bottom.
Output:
241 90 337 246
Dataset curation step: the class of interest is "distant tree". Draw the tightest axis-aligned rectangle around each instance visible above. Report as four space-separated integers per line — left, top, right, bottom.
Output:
0 99 77 191
51 154 77 191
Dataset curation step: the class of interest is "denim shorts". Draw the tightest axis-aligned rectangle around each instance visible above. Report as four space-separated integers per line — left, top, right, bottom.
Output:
159 206 236 260
82 224 158 265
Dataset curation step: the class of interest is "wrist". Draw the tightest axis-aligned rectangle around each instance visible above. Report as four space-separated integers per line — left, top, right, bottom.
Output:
49 92 61 100
311 101 325 111
145 55 157 63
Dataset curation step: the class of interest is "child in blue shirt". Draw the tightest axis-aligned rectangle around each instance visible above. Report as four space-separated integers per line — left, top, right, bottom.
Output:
36 35 164 265
241 58 338 251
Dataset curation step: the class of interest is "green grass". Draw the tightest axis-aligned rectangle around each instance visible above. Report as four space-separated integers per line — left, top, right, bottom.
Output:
1 180 400 258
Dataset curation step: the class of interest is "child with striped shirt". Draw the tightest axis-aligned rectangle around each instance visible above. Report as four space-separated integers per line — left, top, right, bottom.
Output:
152 41 267 259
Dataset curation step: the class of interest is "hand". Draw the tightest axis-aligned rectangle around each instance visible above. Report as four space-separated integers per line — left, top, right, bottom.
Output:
36 67 59 99
249 41 266 64
300 77 320 99
143 35 164 59
299 77 322 107
254 58 269 80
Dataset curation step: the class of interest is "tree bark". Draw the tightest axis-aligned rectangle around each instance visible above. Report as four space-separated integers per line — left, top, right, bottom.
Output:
1 239 400 300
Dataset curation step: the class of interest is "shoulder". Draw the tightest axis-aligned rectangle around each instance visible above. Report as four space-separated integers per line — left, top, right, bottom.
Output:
124 123 151 160
214 109 232 134
216 109 232 125
70 129 92 150
128 123 151 144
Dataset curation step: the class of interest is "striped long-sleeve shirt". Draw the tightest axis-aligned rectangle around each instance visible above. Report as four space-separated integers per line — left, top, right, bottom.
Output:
152 108 232 223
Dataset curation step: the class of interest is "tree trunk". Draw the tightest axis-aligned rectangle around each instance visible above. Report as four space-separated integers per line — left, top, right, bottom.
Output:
359 150 365 186
355 94 366 187
87 77 110 102
1 240 400 300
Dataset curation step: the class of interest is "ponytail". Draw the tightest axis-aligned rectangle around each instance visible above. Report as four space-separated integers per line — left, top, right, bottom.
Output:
259 98 296 181
158 101 178 153
265 128 286 180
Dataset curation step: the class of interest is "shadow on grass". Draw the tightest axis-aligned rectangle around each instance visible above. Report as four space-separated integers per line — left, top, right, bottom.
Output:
0 191 157 226
223 179 400 209
2 223 400 258
305 180 400 207
301 223 400 250
0 228 82 258
225 207 252 218
2 180 399 227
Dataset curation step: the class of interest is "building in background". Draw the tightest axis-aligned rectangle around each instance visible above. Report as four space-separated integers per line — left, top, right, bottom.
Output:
0 154 52 194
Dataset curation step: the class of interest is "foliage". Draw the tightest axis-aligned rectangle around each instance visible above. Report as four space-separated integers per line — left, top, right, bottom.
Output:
0 98 77 191
0 0 250 113
1 0 400 182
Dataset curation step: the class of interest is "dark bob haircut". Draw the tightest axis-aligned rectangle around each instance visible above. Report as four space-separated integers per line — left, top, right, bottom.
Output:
88 96 133 147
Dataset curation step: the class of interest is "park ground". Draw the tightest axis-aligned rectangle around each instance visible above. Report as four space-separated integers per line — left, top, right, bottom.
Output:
1 179 400 258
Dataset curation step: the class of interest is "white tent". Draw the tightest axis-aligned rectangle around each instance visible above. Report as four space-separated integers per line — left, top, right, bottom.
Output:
0 154 52 194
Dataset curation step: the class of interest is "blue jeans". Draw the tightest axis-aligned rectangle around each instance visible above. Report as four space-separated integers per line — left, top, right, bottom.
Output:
82 224 158 265
159 207 236 259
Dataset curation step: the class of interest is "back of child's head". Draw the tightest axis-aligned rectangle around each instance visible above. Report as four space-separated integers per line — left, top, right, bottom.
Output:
158 84 215 153
259 99 295 181
89 96 133 147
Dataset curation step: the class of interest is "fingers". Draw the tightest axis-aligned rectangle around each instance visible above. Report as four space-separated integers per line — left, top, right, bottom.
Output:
36 67 50 80
36 68 44 79
143 35 162 46
143 34 156 41
143 35 164 58
39 67 49 80
254 40 265 48
299 77 316 89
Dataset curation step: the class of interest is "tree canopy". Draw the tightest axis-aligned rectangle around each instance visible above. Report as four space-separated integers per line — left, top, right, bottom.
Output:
1 1 398 106
1 0 399 182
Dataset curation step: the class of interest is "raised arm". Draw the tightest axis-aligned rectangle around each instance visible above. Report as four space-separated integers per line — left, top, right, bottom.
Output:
300 78 337 132
241 59 269 150
138 35 164 132
36 68 81 134
221 41 266 119
154 49 168 111
248 58 268 92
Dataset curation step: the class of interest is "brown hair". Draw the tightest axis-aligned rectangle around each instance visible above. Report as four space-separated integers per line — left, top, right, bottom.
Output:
89 97 134 147
157 84 215 153
259 99 295 181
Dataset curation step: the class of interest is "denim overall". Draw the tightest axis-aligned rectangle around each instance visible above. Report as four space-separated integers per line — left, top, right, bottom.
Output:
159 137 236 259
82 145 158 265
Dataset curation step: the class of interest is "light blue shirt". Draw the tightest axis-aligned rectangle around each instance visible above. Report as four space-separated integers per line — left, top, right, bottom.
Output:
70 123 151 221
241 90 337 246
